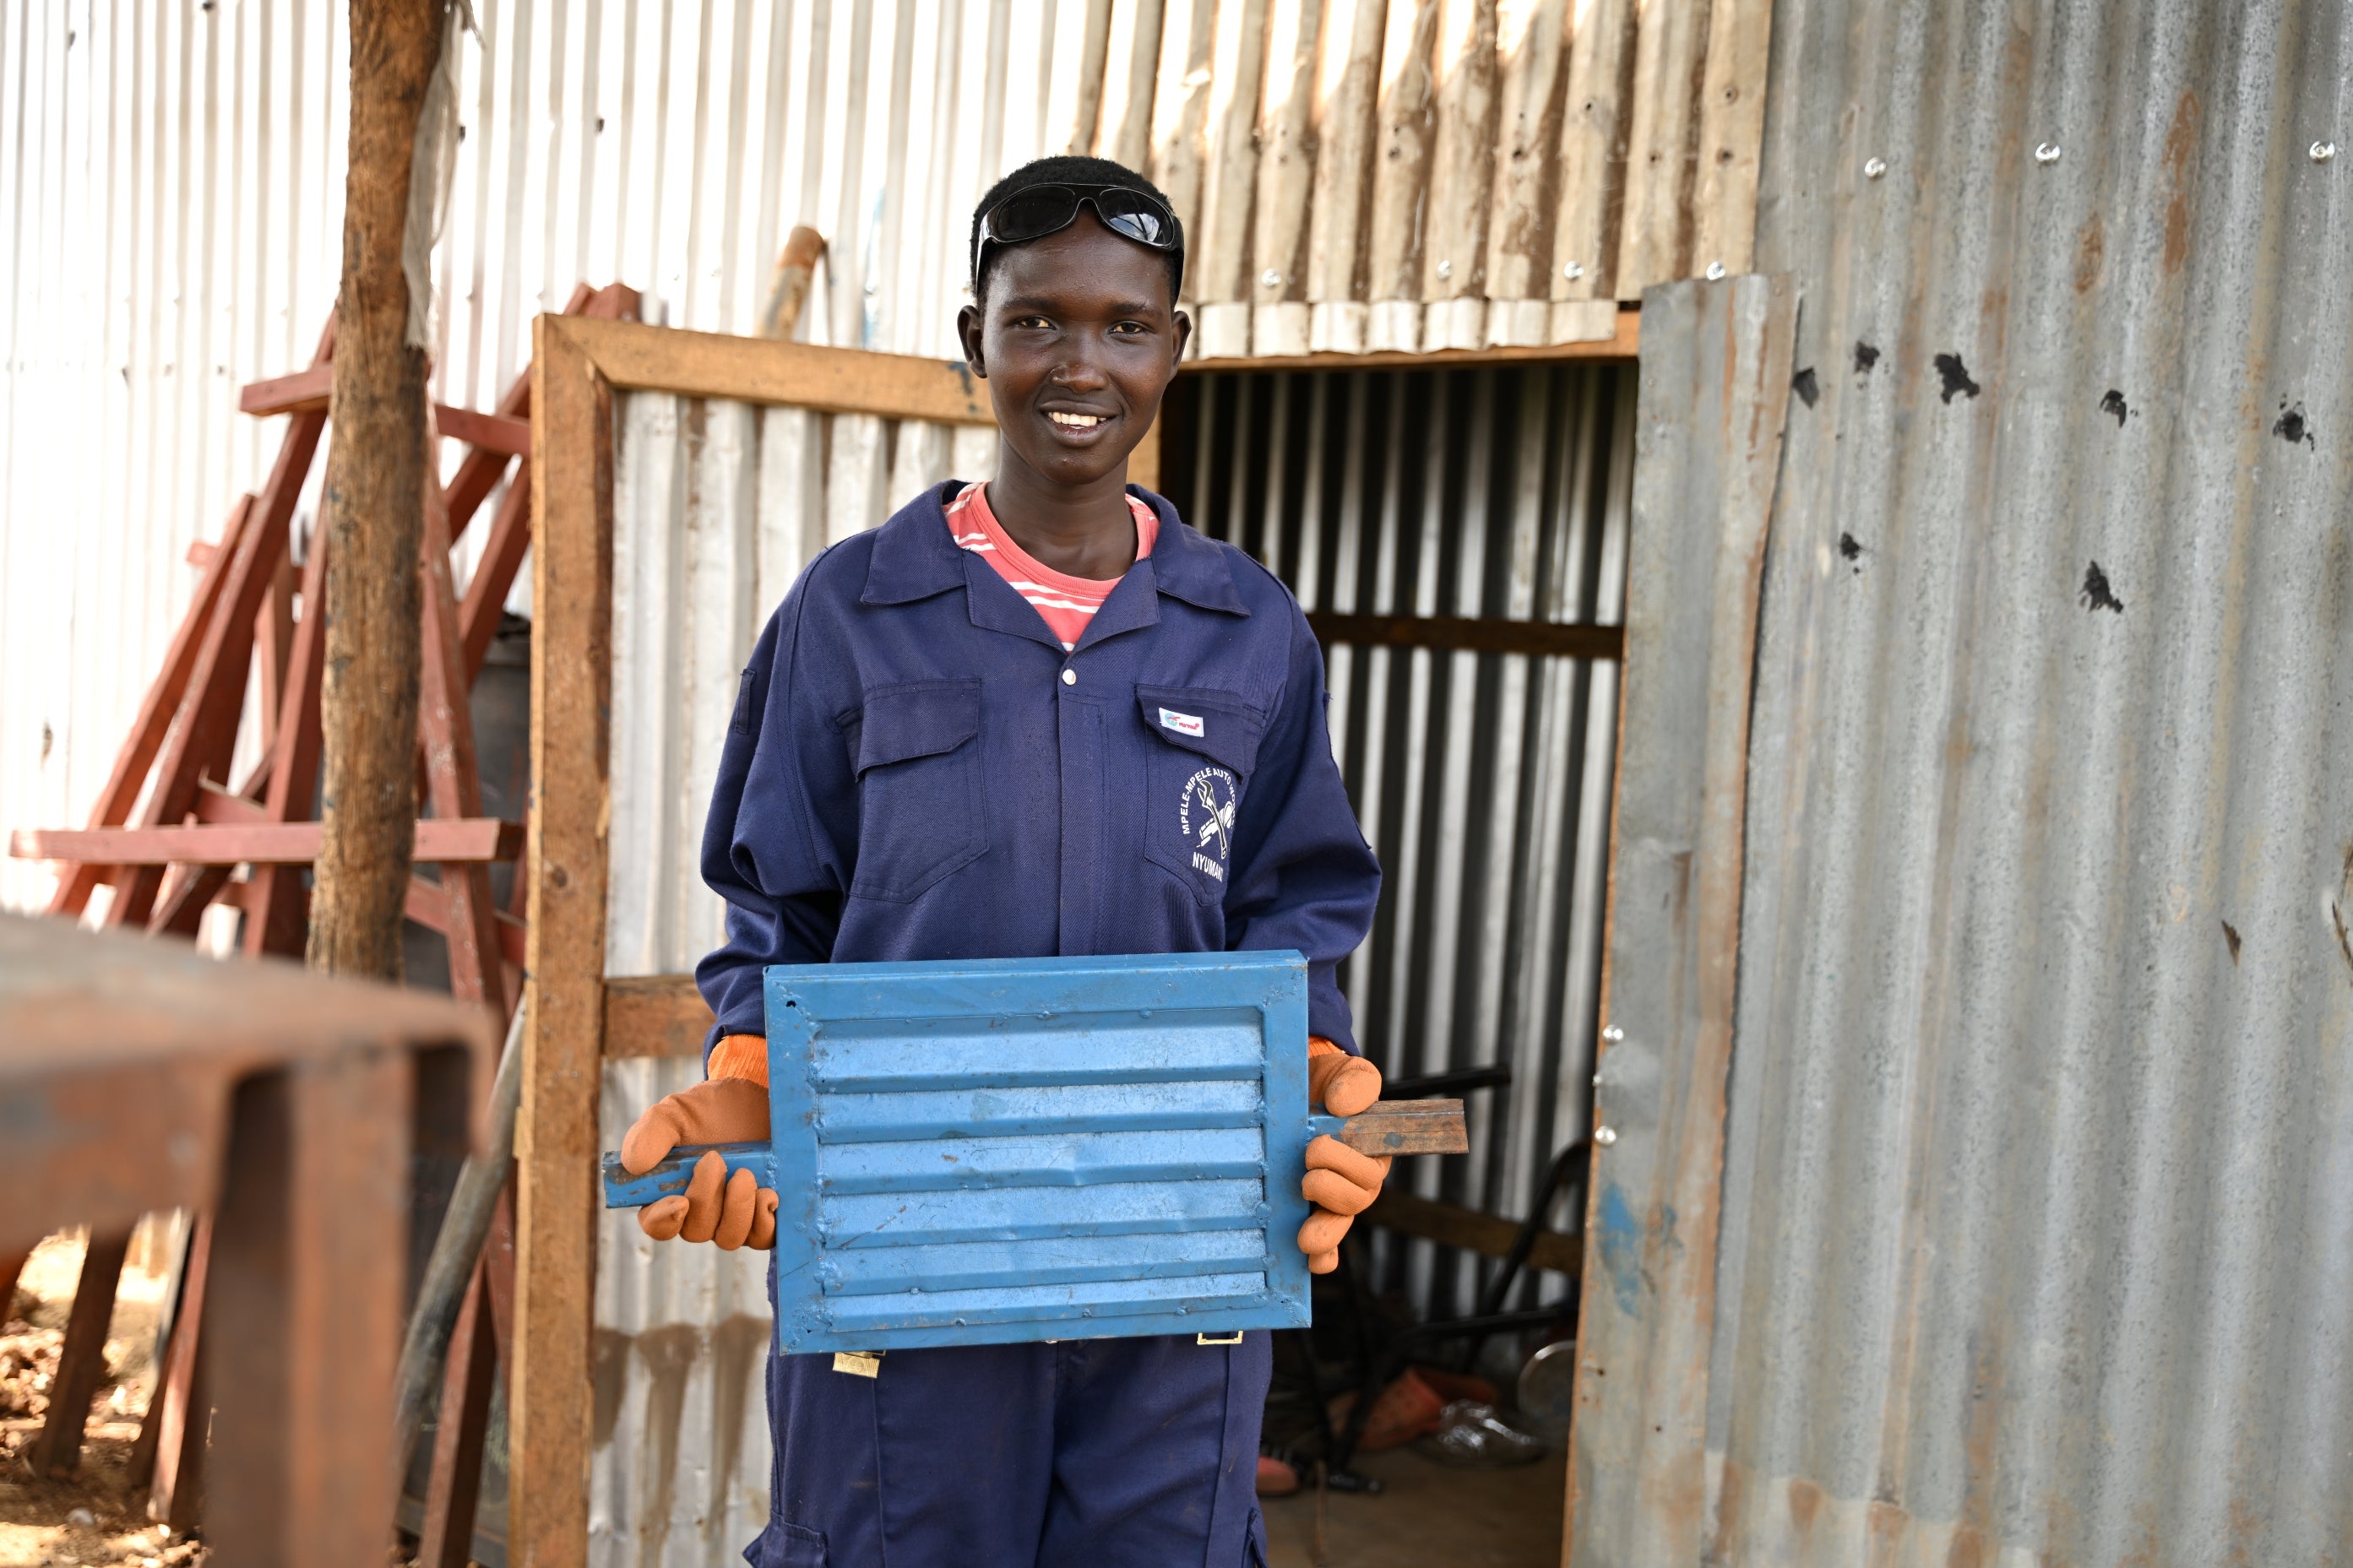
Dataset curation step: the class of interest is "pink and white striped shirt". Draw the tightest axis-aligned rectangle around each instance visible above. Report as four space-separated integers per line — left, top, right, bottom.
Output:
945 481 1159 650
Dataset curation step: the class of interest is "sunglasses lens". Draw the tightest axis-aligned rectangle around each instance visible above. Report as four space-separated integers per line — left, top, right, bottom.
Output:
986 187 1083 245
1091 189 1174 247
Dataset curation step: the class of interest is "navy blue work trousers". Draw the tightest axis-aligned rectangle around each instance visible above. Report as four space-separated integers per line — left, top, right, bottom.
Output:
747 1333 1273 1567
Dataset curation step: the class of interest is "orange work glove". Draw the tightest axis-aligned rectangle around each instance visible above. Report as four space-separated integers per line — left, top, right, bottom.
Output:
1298 1039 1389 1273
619 1036 780 1250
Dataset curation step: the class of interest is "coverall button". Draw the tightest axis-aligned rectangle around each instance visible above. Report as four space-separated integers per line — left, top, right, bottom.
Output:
1061 668 1077 686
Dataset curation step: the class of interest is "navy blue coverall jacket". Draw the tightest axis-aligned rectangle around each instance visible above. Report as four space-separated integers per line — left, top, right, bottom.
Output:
695 482 1381 1567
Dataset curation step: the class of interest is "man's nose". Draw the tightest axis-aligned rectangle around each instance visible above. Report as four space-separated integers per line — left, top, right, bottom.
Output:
1051 348 1111 391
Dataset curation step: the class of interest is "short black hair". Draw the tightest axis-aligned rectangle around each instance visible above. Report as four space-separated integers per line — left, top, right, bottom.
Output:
969 155 1185 307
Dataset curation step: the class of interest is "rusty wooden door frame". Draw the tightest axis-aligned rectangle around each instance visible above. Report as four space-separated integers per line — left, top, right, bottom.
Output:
519 318 1003 1564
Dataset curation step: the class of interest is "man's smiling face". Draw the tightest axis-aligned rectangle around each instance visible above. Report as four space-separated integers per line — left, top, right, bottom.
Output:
959 210 1189 491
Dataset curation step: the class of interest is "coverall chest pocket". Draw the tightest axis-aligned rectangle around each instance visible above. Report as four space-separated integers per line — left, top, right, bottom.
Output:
843 679 986 902
1137 684 1265 906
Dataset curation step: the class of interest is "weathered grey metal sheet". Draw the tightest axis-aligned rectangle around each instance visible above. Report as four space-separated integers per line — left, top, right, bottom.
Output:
1693 2 2353 1564
1564 274 1795 1568
1172 362 1633 1324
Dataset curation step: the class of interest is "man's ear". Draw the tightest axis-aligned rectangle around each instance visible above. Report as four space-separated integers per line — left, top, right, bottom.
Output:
1171 307 1192 368
956 302 988 378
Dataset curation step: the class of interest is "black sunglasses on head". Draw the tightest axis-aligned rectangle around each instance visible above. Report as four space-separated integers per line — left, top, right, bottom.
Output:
977 183 1182 261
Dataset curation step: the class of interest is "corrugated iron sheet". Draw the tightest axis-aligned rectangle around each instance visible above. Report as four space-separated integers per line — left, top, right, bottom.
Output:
1166 361 1632 1321
3 0 1736 918
599 390 990 1561
1674 2 2353 1564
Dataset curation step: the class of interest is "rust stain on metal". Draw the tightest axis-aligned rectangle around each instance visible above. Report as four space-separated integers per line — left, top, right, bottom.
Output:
2161 92 2202 276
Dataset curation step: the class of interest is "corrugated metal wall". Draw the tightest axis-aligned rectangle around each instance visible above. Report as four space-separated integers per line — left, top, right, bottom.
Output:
1166 362 1632 1321
3 0 1743 918
596 393 992 1563
1685 1 2353 1564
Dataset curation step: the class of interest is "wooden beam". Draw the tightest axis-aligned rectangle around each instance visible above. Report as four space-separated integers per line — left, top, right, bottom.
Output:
241 364 334 415
1184 307 1639 372
513 307 614 1567
1362 1188 1583 1277
1307 611 1624 659
13 818 523 866
543 316 998 424
434 404 532 458
603 974 715 1058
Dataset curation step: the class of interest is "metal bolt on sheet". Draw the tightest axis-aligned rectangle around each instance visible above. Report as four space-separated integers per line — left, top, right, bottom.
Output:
2035 143 2062 164
1863 156 1888 179
1704 262 1727 281
1436 259 1454 279
1562 261 1584 279
2314 142 2339 163
1601 1025 1624 1042
1593 1126 1618 1147
1262 269 1282 287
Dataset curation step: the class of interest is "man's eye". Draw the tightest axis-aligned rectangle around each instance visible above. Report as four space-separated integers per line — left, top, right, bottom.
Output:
1014 316 1053 330
1110 321 1146 335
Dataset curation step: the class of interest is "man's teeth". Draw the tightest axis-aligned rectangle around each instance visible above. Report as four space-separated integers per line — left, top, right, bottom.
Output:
1050 412 1105 429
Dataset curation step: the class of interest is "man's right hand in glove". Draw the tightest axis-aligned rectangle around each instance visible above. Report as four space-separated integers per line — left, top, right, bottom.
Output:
619 1035 779 1250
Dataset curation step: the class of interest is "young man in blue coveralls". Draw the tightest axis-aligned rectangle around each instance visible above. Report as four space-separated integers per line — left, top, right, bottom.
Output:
617 155 1391 1568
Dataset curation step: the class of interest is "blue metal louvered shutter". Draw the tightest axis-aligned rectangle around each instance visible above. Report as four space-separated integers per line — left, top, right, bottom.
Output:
762 951 1314 1354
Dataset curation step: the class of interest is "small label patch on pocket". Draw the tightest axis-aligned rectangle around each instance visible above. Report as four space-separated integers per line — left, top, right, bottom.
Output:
1159 708 1205 737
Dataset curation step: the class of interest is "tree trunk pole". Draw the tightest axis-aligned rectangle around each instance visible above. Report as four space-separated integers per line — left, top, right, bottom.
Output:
310 0 448 979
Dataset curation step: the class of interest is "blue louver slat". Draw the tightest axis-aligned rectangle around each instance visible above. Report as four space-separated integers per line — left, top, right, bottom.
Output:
606 952 1317 1354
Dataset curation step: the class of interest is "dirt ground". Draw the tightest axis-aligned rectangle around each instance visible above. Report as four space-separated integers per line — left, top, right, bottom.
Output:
1260 1443 1566 1568
1 1229 205 1568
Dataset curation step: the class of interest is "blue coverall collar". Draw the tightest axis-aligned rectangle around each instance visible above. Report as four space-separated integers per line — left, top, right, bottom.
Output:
859 482 1251 648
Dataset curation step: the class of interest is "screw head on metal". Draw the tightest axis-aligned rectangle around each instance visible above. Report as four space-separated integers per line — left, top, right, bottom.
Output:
1594 1126 1618 1147
1262 269 1283 287
2035 142 2062 164
1562 261 1584 279
1863 156 1888 180
2314 141 2339 163
1601 1025 1624 1042
1704 262 1727 281
1436 259 1454 279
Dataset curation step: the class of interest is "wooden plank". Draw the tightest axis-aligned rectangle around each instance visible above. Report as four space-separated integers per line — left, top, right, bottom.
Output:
512 310 614 1567
1564 274 1794 1568
406 876 530 970
458 467 535 680
546 317 996 424
418 453 508 1017
1364 1187 1583 1275
1689 0 1772 279
416 1261 498 1568
1307 610 1625 659
1184 308 1643 370
29 1229 132 1476
130 1214 210 1532
602 974 715 1058
14 818 523 865
435 404 533 458
1548 0 1635 306
46 495 255 920
1336 1098 1469 1155
243 516 333 958
241 363 334 415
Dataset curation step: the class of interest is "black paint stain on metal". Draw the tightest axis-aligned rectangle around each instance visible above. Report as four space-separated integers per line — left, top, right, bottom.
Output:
2274 400 2313 448
2079 562 2124 614
1853 340 1881 375
2222 920 2241 966
1933 353 1981 404
1838 533 1864 574
2100 389 2130 426
1791 366 1820 408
